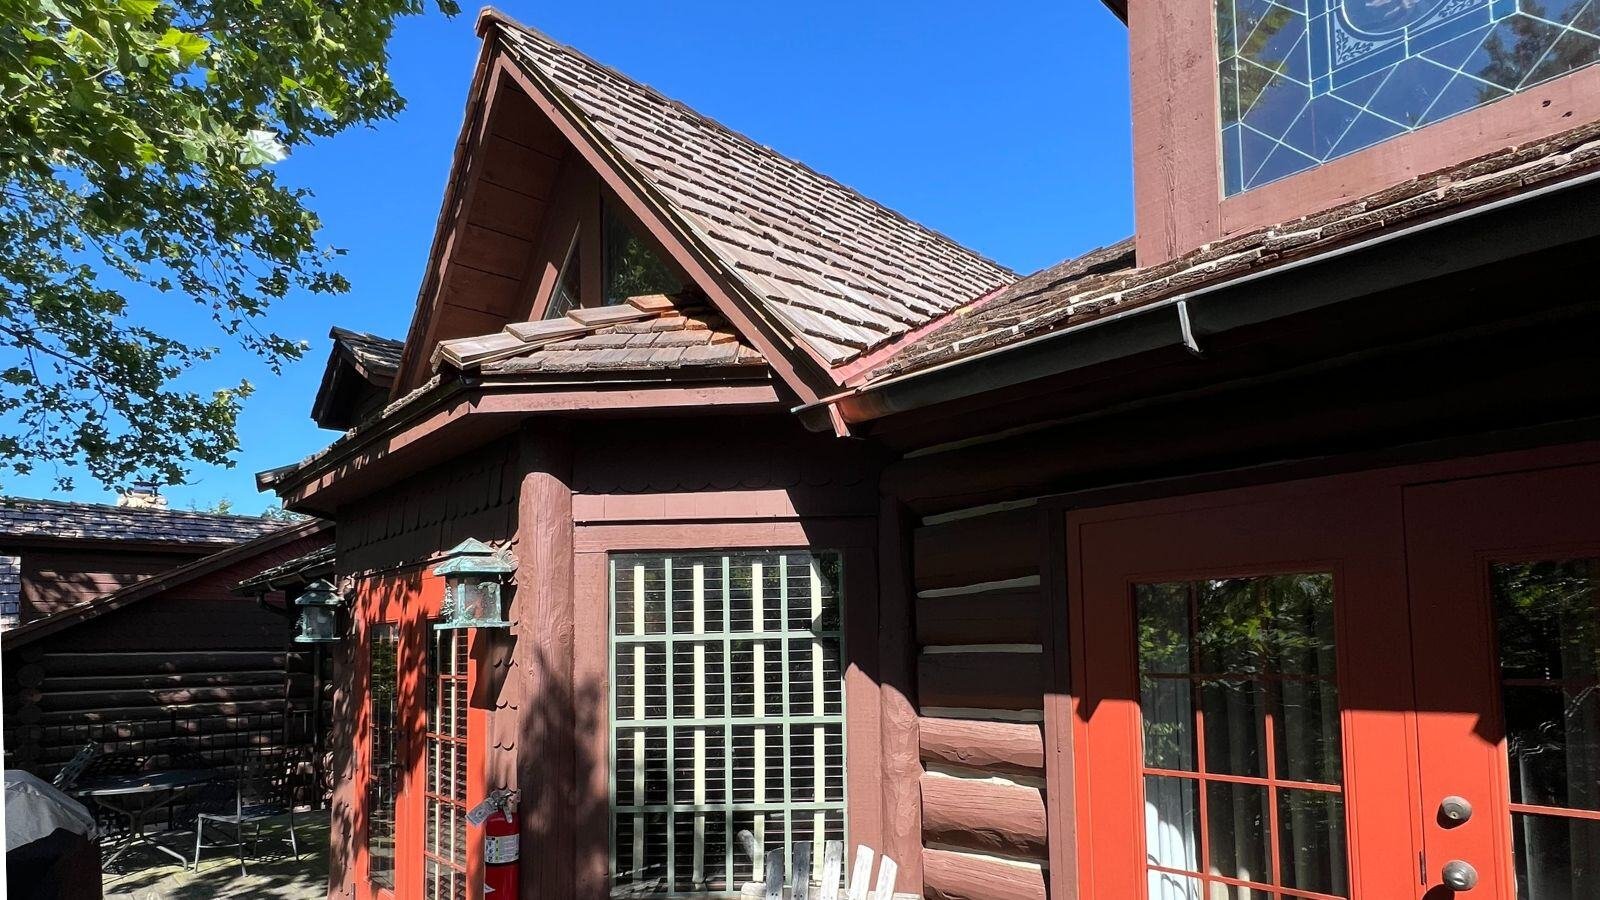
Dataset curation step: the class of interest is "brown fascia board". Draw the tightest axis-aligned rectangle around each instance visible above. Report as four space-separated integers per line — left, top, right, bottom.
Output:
271 375 786 514
485 45 842 405
1 517 332 650
390 39 500 397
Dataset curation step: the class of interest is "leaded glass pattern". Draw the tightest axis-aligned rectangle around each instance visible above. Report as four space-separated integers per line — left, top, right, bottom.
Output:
609 552 847 897
1217 0 1600 194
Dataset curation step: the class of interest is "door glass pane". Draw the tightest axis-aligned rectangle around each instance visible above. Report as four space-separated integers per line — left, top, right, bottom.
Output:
1136 573 1349 898
1492 558 1600 899
368 622 399 890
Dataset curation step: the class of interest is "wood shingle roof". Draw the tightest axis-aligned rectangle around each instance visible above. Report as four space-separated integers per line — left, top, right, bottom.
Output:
491 15 1016 366
0 498 287 546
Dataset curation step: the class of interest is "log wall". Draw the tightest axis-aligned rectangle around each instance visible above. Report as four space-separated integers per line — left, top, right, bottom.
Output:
1 532 328 798
911 505 1051 899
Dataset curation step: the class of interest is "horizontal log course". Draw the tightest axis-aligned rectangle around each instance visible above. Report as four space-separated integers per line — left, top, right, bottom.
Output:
39 683 293 712
919 717 1044 779
917 588 1043 647
29 710 294 746
36 650 292 676
913 508 1039 592
38 698 286 724
922 848 1046 900
40 670 301 692
921 773 1047 862
918 650 1043 712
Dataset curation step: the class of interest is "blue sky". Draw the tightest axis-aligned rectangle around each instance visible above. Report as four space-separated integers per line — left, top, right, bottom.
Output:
12 0 1133 513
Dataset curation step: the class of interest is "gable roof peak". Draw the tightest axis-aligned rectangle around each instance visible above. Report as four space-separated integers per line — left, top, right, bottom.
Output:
478 10 1018 367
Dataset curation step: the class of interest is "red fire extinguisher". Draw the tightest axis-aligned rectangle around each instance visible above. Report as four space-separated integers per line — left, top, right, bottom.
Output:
481 789 520 898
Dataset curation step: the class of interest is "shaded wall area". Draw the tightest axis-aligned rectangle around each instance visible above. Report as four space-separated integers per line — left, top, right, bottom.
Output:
2 531 329 803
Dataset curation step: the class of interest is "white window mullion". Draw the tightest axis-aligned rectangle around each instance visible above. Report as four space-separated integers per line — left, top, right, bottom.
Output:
751 560 766 865
632 563 646 881
811 559 826 846
692 563 707 886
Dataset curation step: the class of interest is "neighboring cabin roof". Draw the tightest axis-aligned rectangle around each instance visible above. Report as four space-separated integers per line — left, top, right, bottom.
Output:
491 15 1016 365
233 543 336 594
1 518 332 649
0 498 287 547
434 292 766 377
330 327 403 379
868 119 1600 381
312 327 405 430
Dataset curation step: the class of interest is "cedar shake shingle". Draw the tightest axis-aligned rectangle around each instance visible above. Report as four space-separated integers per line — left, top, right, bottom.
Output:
0 498 286 546
489 17 1015 366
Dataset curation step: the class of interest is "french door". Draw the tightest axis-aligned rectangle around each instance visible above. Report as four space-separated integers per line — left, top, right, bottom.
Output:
1069 450 1600 898
360 573 483 900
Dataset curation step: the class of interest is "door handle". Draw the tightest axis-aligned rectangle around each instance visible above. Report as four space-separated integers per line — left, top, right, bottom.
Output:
1441 859 1478 891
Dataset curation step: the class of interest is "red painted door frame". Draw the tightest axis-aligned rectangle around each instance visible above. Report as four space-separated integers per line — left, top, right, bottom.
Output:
1062 442 1600 899
351 569 487 900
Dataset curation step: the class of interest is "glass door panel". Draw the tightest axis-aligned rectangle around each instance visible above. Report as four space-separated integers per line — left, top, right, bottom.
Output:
1491 558 1600 898
1137 574 1349 899
1072 484 1416 899
369 622 401 893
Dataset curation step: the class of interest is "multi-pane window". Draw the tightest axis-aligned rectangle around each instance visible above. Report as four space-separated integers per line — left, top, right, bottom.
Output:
1137 574 1349 899
368 623 400 890
425 626 470 900
1492 558 1600 899
609 552 846 896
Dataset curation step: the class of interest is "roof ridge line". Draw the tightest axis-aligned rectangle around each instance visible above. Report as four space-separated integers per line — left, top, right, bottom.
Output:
477 7 1018 279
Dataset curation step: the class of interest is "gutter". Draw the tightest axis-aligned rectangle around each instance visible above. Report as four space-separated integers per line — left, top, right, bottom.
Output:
796 166 1600 432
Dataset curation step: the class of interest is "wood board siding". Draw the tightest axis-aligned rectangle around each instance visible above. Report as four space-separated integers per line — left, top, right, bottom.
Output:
911 505 1052 896
17 549 198 622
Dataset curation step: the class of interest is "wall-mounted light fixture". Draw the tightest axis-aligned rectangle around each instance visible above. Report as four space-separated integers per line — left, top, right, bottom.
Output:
293 579 345 643
434 539 516 630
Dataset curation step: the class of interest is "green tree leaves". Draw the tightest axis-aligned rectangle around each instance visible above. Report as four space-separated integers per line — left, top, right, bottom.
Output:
0 0 455 490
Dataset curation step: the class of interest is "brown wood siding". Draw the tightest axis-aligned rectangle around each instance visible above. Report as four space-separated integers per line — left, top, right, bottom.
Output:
335 438 519 577
910 506 1051 893
17 549 199 622
2 533 329 798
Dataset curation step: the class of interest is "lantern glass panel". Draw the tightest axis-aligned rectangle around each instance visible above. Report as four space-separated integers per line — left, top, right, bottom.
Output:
299 606 338 642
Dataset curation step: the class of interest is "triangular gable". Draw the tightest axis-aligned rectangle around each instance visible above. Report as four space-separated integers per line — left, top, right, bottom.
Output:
390 11 1014 403
312 326 402 430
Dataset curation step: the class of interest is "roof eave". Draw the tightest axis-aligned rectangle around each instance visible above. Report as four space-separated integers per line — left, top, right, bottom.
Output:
265 373 788 514
804 166 1600 430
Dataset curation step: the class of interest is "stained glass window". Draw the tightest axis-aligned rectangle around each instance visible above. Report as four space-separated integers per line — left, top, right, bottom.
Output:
1217 0 1600 195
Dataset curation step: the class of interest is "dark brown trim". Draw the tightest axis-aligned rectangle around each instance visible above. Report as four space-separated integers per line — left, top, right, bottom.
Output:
877 496 924 891
1040 505 1079 898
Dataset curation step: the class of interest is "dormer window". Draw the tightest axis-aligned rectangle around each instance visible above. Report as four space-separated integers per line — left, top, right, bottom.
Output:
1218 0 1600 195
603 200 683 304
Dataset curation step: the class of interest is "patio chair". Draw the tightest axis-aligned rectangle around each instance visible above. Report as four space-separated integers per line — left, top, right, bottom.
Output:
190 759 299 876
50 743 97 792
